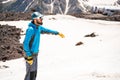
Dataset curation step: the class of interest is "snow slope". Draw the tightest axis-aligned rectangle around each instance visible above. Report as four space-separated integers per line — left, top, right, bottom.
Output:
0 15 120 80
2 0 16 4
86 0 118 6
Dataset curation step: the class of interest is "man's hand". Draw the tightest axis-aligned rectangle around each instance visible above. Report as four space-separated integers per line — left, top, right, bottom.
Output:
59 33 65 38
25 56 33 65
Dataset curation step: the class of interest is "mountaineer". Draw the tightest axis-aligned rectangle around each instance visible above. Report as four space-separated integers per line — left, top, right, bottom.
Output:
23 12 65 80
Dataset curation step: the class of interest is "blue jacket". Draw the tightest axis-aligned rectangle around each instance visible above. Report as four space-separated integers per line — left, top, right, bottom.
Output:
23 22 59 57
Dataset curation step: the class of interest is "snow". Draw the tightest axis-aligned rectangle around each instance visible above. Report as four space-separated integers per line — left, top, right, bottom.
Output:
2 0 15 4
84 0 120 10
64 0 69 14
23 0 35 12
0 15 120 80
87 0 118 6
50 0 54 14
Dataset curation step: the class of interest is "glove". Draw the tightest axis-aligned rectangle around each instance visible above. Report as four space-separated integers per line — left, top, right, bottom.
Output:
58 33 65 38
25 56 33 65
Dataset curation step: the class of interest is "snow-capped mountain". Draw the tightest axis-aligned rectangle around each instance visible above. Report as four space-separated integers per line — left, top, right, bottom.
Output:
0 0 119 14
0 0 86 14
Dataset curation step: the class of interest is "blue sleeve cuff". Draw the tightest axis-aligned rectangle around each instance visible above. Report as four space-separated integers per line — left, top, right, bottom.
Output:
26 52 32 57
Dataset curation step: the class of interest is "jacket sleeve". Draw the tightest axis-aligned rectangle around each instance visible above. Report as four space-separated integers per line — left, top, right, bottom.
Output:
23 27 34 57
41 26 59 35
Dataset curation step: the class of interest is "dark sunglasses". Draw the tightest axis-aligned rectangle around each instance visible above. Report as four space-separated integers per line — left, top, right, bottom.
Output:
39 17 43 20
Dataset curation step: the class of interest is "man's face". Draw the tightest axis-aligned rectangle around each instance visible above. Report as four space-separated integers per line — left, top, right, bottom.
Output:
34 17 43 26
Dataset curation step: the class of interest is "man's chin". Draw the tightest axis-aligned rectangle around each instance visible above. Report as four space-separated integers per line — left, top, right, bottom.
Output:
38 22 43 25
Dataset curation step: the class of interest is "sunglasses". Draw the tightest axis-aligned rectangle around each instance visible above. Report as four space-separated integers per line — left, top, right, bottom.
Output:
36 17 43 20
39 17 43 20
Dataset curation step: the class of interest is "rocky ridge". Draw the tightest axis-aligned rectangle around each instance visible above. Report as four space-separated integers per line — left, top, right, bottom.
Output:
0 24 24 61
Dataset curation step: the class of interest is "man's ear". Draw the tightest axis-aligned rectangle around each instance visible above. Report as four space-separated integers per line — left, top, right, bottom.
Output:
33 19 37 25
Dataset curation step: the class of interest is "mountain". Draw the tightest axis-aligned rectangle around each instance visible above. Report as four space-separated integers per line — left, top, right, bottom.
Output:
0 0 119 14
0 0 87 14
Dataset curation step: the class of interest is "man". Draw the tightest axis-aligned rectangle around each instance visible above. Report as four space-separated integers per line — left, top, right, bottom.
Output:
23 12 65 80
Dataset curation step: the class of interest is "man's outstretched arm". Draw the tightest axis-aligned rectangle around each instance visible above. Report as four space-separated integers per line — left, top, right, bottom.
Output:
41 26 65 38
